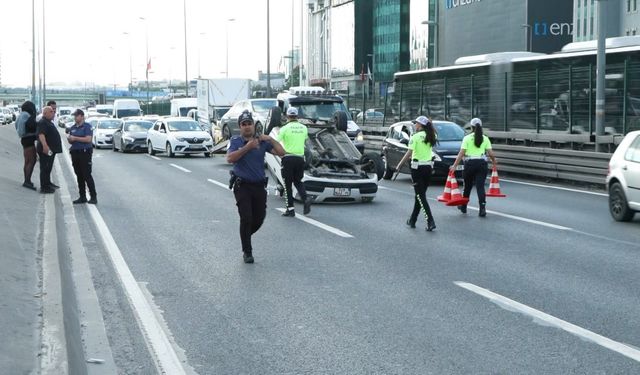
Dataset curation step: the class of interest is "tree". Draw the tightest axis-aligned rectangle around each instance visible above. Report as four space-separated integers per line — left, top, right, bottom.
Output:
285 65 301 88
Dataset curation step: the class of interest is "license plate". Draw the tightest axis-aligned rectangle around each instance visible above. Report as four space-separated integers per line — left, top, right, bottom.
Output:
456 165 464 171
333 188 351 197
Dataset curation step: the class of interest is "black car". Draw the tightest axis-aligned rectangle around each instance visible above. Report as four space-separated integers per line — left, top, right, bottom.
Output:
112 119 154 153
381 120 465 180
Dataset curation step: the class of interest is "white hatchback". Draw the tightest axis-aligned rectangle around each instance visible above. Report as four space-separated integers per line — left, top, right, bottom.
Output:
607 130 640 221
93 118 123 148
147 117 213 157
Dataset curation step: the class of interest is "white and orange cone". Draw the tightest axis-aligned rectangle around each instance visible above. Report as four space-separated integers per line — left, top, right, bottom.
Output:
437 172 454 202
446 175 470 207
486 167 506 198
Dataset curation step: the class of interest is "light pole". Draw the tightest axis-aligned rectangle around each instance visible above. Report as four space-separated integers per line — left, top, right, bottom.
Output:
421 20 438 68
595 0 608 151
139 17 150 108
183 0 189 96
123 32 133 90
521 24 533 52
199 32 206 78
266 0 272 97
31 0 36 103
225 19 235 79
42 0 46 104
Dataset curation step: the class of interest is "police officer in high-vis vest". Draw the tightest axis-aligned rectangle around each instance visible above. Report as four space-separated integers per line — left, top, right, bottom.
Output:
67 109 98 204
396 116 437 231
278 107 312 217
450 118 498 217
227 110 285 263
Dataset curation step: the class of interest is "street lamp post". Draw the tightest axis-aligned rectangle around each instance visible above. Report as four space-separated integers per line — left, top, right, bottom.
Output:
199 32 206 78
123 32 133 90
521 24 533 52
266 0 272 97
421 20 438 68
183 0 189 96
31 0 36 103
42 0 46 104
139 17 150 109
225 19 235 79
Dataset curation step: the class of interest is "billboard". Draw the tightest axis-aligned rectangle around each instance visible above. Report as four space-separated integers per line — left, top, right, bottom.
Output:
528 0 574 53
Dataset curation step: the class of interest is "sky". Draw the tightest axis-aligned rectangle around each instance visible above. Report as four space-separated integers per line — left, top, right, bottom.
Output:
0 0 305 88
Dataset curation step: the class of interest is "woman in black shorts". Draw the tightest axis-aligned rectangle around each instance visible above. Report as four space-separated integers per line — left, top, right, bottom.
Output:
15 101 38 190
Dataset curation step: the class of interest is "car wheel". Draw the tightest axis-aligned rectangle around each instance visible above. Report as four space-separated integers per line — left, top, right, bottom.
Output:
204 152 211 158
222 125 231 141
255 122 263 135
333 111 349 132
382 152 394 180
609 182 635 221
361 152 385 181
166 142 175 158
148 141 156 156
112 141 118 152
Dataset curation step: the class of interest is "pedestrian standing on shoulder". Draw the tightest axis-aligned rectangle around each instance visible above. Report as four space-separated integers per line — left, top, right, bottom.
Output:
396 116 437 231
227 110 285 264
14 100 38 190
37 100 58 125
36 106 62 194
450 118 498 217
67 109 97 204
278 107 312 217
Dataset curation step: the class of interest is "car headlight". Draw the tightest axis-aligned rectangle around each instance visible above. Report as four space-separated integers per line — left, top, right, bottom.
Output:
123 136 135 142
356 132 364 142
205 137 212 142
432 153 442 162
176 137 186 142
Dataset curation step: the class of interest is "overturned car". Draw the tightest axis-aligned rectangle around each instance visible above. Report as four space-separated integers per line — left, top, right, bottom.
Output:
265 87 384 203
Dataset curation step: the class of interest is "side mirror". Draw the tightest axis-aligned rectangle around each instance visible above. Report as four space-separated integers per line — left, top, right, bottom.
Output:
159 129 166 134
400 138 409 145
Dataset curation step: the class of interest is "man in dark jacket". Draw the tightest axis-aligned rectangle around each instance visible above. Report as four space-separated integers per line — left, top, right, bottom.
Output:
36 106 62 193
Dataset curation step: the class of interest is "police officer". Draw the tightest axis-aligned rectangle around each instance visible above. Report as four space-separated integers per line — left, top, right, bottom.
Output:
450 118 498 217
395 116 437 231
227 110 285 263
67 109 97 204
278 107 312 217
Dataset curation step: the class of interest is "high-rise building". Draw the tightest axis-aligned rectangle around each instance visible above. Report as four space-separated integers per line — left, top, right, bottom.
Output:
573 0 640 42
372 0 410 82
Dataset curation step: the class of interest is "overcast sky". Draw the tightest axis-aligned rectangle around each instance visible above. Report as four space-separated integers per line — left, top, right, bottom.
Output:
0 0 304 88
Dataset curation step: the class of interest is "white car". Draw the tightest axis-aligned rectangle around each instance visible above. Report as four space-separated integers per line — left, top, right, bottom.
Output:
607 130 640 221
92 118 123 148
146 117 214 157
1 107 14 124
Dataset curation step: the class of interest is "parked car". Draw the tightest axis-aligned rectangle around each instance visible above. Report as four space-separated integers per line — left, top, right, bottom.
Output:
146 117 213 157
58 114 75 128
381 120 465 180
112 119 154 153
1 107 14 124
0 110 8 125
219 99 277 140
92 118 123 148
95 104 114 117
7 105 20 121
356 109 384 122
607 130 640 221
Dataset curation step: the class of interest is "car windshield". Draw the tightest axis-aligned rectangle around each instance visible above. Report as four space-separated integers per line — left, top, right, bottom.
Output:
296 101 351 121
168 120 201 132
215 107 230 119
124 121 153 132
59 109 72 116
99 120 123 129
179 107 197 117
251 100 277 115
96 108 113 115
116 109 141 117
434 123 465 141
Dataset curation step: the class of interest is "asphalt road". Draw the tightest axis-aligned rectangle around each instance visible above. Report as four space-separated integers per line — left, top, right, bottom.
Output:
70 144 640 374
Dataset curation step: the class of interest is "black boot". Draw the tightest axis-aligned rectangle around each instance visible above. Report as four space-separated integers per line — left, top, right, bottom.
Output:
243 252 254 264
282 209 295 217
458 205 467 214
88 196 98 205
426 218 436 232
479 203 486 217
406 218 416 229
303 197 312 215
73 197 88 204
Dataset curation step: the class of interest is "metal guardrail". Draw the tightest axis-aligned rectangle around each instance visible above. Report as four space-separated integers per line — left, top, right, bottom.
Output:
360 125 611 185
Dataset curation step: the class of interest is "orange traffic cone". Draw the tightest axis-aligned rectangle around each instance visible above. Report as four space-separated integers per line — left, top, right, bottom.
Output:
446 175 470 206
486 167 506 198
437 172 453 202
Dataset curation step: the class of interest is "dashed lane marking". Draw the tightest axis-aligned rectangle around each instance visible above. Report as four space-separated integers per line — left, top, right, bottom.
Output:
455 281 640 363
169 164 191 173
146 154 162 161
275 208 354 238
207 178 229 190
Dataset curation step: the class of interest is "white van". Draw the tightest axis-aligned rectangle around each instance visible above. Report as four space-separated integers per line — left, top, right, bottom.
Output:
170 98 197 117
113 99 142 118
95 104 114 117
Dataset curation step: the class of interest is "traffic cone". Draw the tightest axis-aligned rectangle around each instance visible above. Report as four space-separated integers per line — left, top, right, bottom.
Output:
437 172 453 202
446 175 470 206
486 167 507 198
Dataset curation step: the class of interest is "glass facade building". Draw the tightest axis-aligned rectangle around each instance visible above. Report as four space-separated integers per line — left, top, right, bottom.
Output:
372 0 410 82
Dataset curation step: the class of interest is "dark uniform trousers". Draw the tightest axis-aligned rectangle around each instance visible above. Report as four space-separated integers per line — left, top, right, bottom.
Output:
38 152 56 188
71 149 96 199
463 159 488 205
410 165 434 223
281 155 307 209
233 181 267 254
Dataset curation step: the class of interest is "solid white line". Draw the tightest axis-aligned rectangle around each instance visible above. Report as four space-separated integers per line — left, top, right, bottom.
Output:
146 154 162 161
207 178 230 190
500 178 608 197
169 164 191 173
455 281 640 363
275 208 354 238
87 206 188 375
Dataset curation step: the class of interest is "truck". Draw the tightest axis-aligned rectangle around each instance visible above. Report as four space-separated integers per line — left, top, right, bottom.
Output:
196 78 251 138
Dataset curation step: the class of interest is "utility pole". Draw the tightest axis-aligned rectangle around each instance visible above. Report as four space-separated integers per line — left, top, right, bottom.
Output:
183 0 189 96
31 0 36 103
595 0 607 151
291 0 295 86
266 0 272 97
42 0 46 104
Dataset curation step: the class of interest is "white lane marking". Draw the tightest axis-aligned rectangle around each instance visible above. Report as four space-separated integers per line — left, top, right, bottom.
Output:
455 281 640 363
86 206 189 375
169 164 191 173
207 178 229 190
146 154 162 161
275 208 354 238
500 178 608 197
379 185 412 195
